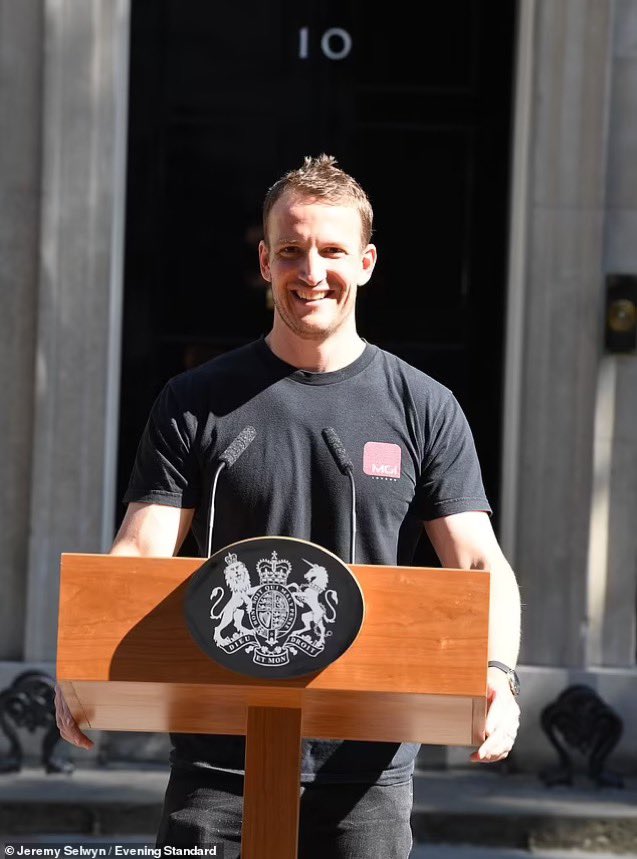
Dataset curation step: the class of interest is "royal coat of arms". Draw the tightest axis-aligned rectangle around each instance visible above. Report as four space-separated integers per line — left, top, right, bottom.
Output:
209 550 339 667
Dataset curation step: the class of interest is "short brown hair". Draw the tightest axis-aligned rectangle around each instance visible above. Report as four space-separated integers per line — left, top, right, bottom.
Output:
262 154 373 247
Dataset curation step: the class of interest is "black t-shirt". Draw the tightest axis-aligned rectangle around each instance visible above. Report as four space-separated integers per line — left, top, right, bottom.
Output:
124 338 491 784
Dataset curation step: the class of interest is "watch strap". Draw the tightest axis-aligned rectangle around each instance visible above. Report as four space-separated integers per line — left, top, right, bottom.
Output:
488 660 520 695
488 660 514 674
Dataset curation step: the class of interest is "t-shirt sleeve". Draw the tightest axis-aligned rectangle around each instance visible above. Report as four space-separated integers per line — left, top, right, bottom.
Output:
123 381 201 509
414 390 491 521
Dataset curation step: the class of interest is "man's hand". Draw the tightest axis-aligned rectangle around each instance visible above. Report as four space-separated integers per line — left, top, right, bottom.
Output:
470 667 520 763
55 683 94 750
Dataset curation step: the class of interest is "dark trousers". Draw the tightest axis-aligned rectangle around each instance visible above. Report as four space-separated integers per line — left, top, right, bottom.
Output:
157 768 413 858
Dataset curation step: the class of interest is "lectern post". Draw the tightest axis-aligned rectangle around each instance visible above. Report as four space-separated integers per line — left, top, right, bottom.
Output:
242 706 302 859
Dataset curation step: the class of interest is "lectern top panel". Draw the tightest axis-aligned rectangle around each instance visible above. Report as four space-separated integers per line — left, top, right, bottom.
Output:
58 553 489 699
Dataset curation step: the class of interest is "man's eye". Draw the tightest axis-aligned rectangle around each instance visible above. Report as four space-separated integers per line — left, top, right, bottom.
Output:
323 247 345 256
279 246 299 257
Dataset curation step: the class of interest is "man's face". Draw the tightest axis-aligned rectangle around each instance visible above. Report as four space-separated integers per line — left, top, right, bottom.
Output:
259 194 376 341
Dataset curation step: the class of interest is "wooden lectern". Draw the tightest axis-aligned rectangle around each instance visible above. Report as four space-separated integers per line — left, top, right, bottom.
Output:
57 554 489 858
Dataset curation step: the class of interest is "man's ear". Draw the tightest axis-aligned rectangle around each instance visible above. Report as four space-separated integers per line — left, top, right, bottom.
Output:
258 240 271 282
358 244 377 286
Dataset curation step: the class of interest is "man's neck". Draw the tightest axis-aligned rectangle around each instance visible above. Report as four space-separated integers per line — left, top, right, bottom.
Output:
265 326 366 373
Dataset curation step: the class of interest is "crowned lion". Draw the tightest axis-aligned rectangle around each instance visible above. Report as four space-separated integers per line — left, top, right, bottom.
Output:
210 554 256 646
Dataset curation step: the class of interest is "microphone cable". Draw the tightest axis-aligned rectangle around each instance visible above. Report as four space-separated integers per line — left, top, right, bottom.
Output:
206 426 256 557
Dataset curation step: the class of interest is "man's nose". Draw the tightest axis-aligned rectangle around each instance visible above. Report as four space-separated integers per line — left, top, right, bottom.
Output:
300 250 326 285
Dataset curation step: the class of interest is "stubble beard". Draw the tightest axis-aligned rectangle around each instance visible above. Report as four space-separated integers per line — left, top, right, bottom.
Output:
272 290 354 341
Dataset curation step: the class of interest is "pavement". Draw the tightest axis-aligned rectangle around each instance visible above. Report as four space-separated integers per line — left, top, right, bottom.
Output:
411 770 637 853
0 766 635 855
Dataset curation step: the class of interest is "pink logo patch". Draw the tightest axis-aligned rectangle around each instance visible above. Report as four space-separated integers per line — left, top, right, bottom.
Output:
363 442 402 479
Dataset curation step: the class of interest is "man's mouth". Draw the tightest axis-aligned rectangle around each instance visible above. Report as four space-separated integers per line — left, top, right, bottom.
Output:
292 288 332 303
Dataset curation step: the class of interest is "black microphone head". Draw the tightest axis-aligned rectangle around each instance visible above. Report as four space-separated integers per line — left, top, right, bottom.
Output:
322 427 354 475
219 426 256 468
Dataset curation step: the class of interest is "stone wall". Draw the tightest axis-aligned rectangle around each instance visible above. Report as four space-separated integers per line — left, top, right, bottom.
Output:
0 0 43 661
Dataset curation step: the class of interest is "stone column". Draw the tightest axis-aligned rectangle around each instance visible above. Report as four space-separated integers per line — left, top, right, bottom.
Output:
513 0 614 666
24 0 130 660
598 0 637 666
0 1 43 660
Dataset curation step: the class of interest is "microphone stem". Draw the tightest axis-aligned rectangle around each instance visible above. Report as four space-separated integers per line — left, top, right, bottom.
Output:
347 468 357 565
206 461 227 558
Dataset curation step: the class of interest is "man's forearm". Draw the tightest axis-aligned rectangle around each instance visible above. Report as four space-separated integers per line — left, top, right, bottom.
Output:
109 502 195 557
110 540 143 556
484 556 521 667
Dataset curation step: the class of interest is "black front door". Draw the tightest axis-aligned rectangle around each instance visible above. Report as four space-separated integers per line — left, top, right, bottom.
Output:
119 0 517 556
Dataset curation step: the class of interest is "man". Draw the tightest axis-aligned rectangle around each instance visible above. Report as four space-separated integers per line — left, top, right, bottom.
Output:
57 154 521 858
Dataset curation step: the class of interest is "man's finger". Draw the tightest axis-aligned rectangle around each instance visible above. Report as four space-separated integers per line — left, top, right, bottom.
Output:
54 684 94 749
471 734 513 762
58 716 93 748
63 728 94 749
470 748 510 763
470 716 518 762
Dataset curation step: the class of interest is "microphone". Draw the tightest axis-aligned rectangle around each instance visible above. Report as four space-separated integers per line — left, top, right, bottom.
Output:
206 426 256 557
219 426 257 467
322 428 357 565
322 427 353 475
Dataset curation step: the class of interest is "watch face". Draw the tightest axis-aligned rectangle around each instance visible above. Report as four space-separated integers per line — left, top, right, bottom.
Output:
510 670 521 696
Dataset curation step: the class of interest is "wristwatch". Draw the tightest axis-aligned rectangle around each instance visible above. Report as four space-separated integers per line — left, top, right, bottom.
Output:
488 660 521 696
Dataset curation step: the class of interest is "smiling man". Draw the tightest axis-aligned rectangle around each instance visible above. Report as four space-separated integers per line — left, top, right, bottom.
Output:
56 155 521 858
259 170 376 364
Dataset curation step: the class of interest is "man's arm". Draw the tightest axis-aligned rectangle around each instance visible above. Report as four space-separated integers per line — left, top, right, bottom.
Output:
424 510 521 763
56 502 195 749
110 501 195 557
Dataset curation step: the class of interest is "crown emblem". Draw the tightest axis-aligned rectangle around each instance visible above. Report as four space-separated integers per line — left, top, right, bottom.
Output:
225 552 239 566
256 551 292 585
